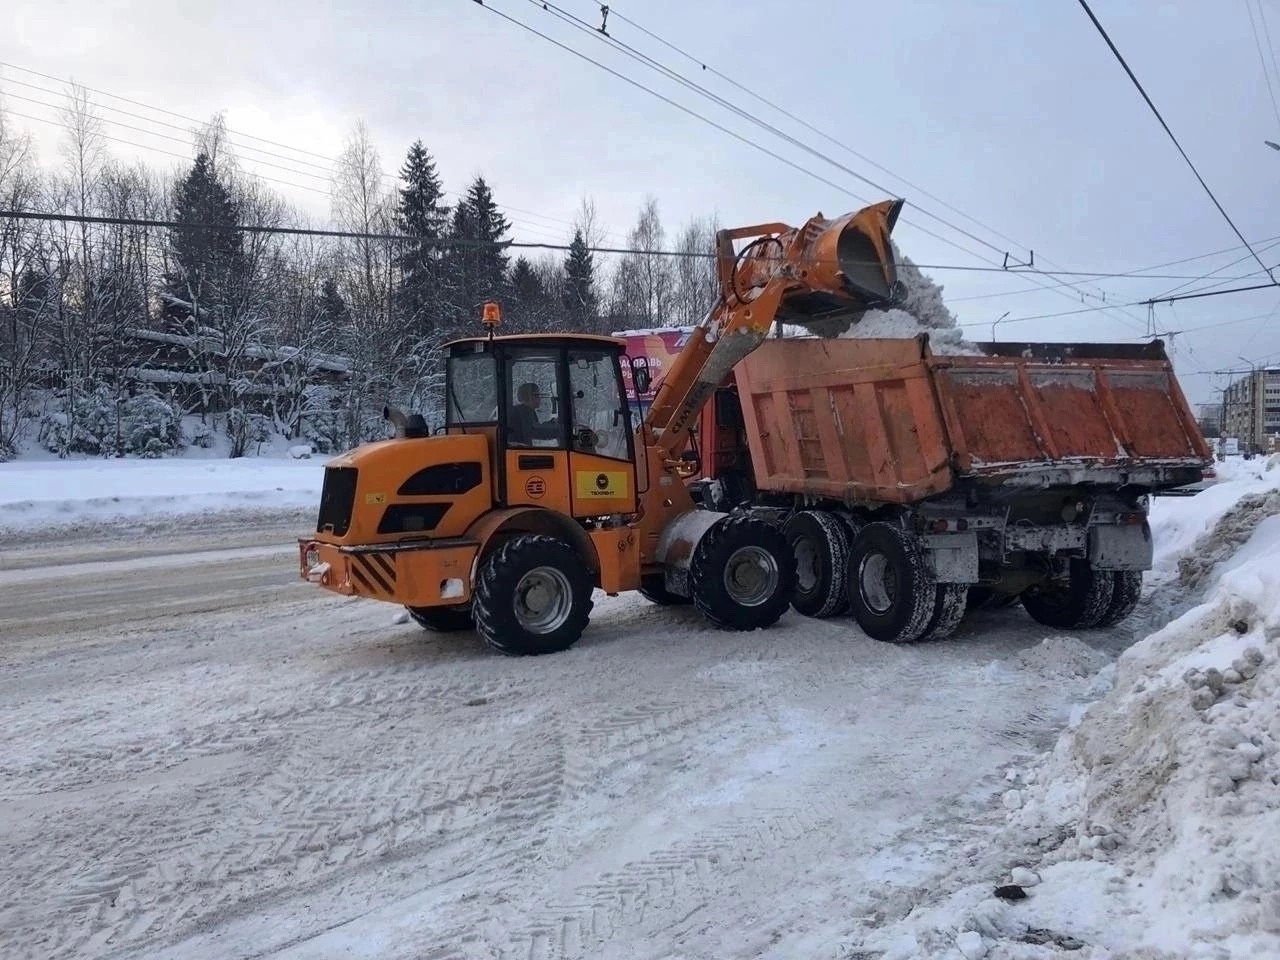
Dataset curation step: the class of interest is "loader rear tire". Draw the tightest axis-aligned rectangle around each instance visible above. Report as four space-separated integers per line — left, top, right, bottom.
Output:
690 516 795 631
473 535 593 656
1095 571 1143 628
1021 560 1115 630
784 510 851 619
638 574 690 606
405 605 473 633
846 522 938 644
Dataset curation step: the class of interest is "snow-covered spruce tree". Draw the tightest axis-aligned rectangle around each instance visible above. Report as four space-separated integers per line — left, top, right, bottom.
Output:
394 140 450 336
508 255 550 333
161 150 246 420
562 228 598 332
443 175 511 333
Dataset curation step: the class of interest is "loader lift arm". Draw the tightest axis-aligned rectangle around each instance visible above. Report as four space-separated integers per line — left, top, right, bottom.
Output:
641 199 906 462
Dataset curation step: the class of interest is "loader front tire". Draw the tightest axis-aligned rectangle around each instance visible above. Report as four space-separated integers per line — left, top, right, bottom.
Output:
473 535 593 656
783 510 851 619
690 517 795 631
846 522 938 644
1021 560 1115 630
405 604 473 633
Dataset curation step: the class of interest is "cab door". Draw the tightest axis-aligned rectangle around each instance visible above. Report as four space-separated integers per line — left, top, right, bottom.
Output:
566 346 638 518
501 346 573 514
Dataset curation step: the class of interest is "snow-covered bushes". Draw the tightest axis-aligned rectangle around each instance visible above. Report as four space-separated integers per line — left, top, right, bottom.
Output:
224 407 273 459
37 385 185 458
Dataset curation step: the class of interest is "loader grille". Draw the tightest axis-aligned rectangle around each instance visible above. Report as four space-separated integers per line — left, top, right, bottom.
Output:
316 467 357 536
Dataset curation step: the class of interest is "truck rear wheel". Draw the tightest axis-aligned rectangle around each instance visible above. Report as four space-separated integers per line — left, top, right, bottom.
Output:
638 574 691 606
846 522 938 644
783 510 850 619
405 605 473 633
920 584 968 641
690 516 796 631
1021 560 1115 630
1096 571 1142 628
473 535 594 656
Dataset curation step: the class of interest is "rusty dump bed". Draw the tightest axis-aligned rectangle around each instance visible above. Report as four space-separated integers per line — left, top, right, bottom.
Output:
734 336 1213 505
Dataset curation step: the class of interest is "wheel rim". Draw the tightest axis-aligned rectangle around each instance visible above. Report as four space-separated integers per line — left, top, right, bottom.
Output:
513 566 574 634
858 552 897 614
722 545 780 607
794 535 819 594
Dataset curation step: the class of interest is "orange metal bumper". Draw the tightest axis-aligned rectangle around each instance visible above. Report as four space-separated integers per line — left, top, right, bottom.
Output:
298 538 479 608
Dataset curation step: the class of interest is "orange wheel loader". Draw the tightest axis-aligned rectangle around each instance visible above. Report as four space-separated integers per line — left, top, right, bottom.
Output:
299 199 905 655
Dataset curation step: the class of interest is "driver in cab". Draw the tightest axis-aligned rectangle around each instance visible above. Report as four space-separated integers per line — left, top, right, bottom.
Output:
508 382 560 446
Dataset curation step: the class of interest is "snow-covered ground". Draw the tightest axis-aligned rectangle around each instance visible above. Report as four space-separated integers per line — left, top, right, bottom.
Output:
1 455 1278 959
0 455 324 537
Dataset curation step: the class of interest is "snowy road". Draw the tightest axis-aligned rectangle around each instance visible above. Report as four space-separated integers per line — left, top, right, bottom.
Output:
1 520 1114 960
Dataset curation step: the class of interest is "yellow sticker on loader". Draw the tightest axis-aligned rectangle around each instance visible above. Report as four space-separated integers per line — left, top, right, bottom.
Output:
365 492 386 505
575 470 629 499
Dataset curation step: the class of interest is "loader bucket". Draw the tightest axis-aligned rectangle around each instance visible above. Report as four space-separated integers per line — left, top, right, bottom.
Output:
821 197 904 303
780 198 904 330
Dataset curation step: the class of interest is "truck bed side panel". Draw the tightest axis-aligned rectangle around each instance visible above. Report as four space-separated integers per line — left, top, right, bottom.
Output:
932 358 1212 471
737 338 1211 503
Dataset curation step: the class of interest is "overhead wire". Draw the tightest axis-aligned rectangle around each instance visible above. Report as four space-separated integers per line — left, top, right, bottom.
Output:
1077 0 1278 284
594 0 1166 327
1246 0 1280 132
1256 0 1280 127
479 0 1151 333
531 0 1010 259
0 61 606 239
1 101 575 246
4 207 1278 281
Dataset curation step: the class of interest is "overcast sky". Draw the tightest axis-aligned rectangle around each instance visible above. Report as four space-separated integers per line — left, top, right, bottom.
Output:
5 0 1280 404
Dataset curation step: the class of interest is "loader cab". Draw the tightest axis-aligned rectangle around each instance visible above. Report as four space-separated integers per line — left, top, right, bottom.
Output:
444 334 639 518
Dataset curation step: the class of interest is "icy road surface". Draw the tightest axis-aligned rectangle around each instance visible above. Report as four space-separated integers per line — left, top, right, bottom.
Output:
1 523 1128 960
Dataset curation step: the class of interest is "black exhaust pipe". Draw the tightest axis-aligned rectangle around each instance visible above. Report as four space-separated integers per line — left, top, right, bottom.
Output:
383 405 429 439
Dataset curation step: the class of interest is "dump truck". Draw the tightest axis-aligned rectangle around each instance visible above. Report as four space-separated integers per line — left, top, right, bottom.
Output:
300 200 907 654
616 329 1213 643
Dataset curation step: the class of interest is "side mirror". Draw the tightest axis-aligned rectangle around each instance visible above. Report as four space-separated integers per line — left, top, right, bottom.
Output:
632 363 652 395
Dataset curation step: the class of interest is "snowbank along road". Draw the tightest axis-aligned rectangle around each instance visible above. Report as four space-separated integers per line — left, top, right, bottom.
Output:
0 517 1120 960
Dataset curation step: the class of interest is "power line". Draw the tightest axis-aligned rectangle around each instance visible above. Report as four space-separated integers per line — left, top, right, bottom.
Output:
1077 0 1278 285
947 232 1280 303
1246 0 1280 131
0 60 606 238
1257 0 1280 126
1 101 574 245
1145 281 1278 305
598 1 1155 329
478 1 1155 334
470 0 1007 269
532 0 1013 260
7 207 1279 281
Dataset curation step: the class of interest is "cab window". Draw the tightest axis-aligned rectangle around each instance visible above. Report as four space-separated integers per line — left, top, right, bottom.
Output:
506 350 566 448
568 348 632 461
446 349 497 425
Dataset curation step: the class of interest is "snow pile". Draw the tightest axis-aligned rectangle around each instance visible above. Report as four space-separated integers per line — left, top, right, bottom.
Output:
992 501 1280 957
0 457 326 536
838 253 981 355
842 469 1280 959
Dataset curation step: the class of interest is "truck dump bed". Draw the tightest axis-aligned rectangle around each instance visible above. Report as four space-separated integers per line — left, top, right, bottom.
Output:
734 336 1212 504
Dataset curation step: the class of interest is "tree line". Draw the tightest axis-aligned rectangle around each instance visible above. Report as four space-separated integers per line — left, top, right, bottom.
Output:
0 91 721 459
